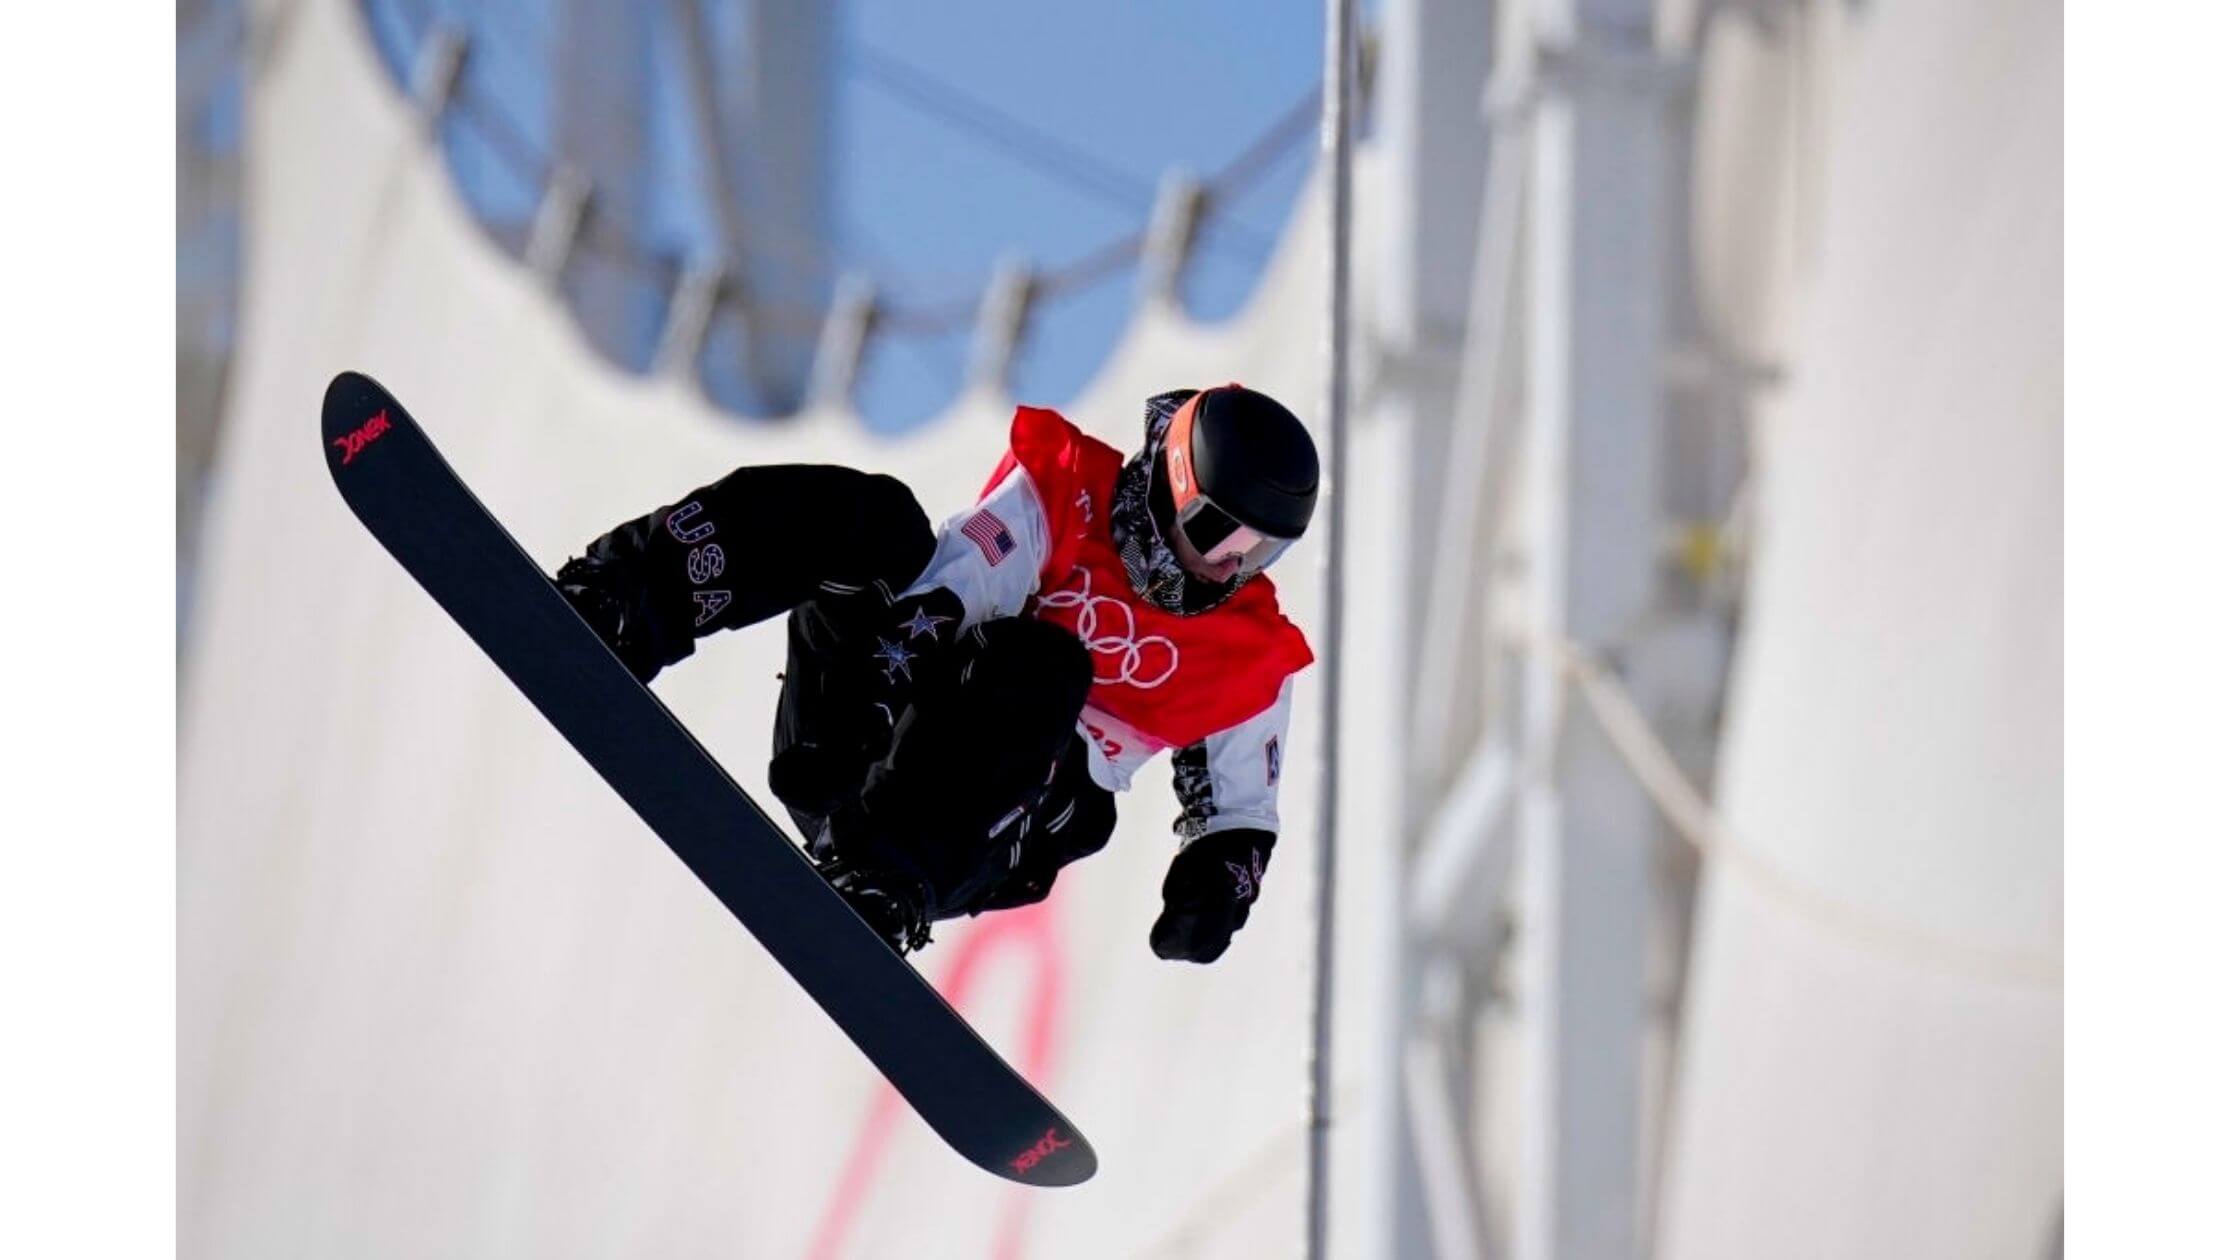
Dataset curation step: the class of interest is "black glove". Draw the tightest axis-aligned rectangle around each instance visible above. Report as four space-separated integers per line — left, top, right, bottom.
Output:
770 587 967 818
555 553 692 683
1149 830 1273 964
768 737 883 818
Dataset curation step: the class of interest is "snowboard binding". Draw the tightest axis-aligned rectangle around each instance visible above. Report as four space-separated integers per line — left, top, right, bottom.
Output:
814 854 933 955
555 555 674 683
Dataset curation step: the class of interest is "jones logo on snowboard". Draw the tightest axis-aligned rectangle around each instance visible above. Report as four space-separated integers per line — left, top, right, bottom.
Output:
1010 1127 1076 1176
332 408 393 464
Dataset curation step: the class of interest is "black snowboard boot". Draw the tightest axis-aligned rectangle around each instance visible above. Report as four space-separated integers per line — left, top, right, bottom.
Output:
555 554 680 683
812 797 937 955
814 854 932 955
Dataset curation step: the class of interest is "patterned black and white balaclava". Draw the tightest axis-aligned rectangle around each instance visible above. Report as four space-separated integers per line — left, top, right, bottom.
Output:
1111 389 1250 617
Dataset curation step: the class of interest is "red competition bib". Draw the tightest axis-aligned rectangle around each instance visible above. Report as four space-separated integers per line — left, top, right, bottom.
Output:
982 407 1314 751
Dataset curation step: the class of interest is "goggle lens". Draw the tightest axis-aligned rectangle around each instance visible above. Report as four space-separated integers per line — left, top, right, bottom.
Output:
1175 496 1295 574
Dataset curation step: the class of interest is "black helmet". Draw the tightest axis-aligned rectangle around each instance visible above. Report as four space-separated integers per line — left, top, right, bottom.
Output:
1159 384 1319 575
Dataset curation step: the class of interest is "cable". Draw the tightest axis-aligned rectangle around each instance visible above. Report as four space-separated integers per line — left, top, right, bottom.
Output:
1209 89 1323 197
363 0 1323 363
845 43 1157 216
1531 632 2063 989
873 87 1315 329
846 41 1283 260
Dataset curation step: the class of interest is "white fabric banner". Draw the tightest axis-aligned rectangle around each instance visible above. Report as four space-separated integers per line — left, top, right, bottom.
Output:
177 3 1397 1257
1659 1 2063 1256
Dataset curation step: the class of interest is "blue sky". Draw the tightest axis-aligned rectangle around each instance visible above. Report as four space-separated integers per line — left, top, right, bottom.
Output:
342 0 1325 430
836 2 1322 427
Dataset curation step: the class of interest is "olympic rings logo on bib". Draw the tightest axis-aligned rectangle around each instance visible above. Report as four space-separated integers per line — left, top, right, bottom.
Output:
1036 567 1180 689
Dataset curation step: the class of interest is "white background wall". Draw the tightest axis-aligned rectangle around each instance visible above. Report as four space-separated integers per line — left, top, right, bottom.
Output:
177 3 1402 1256
1659 1 2061 1256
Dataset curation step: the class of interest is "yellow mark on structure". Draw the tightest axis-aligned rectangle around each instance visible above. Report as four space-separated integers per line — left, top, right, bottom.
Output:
1673 522 1724 584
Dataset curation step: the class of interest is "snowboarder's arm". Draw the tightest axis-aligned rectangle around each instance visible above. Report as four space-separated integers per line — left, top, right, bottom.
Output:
900 465 1050 626
1170 677 1294 842
1148 679 1295 963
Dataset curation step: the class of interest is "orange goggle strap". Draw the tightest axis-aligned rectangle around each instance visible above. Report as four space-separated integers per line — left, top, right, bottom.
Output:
1162 389 1207 514
1161 386 1295 572
1161 384 1247 513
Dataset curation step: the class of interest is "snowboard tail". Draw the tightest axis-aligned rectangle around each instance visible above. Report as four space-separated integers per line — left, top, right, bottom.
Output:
320 370 1094 1187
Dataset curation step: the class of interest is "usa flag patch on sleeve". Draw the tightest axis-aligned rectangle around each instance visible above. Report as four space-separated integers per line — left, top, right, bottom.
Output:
961 509 1017 566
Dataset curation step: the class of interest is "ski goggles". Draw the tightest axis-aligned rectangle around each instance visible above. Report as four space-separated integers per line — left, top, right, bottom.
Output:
1161 390 1301 575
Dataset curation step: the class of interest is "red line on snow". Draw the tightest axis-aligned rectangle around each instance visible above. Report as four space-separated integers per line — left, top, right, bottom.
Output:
803 895 1069 1260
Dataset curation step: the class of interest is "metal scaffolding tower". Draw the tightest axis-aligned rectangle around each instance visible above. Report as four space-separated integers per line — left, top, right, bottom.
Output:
1368 1 1717 1257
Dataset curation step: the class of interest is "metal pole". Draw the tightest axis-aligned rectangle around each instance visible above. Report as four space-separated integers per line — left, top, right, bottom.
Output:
1509 3 1667 1255
1306 0 1355 1255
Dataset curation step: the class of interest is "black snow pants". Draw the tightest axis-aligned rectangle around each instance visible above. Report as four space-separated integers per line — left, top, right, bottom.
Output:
568 464 1117 919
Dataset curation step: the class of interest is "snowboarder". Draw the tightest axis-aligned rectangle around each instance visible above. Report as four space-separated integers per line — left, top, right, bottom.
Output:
553 386 1317 962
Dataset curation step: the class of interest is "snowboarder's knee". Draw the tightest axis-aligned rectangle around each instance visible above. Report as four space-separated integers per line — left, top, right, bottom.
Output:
852 471 928 534
706 463 935 590
968 618 1092 708
826 468 936 589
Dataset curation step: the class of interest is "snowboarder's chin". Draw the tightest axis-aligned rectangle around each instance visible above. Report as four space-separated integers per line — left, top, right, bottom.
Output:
1177 550 1243 583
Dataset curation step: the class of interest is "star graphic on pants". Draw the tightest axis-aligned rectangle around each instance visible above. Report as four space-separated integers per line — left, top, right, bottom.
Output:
898 606 953 641
873 637 915 683
1226 850 1265 900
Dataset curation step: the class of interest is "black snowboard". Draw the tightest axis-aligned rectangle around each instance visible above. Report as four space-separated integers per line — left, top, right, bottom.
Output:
320 370 1095 1188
